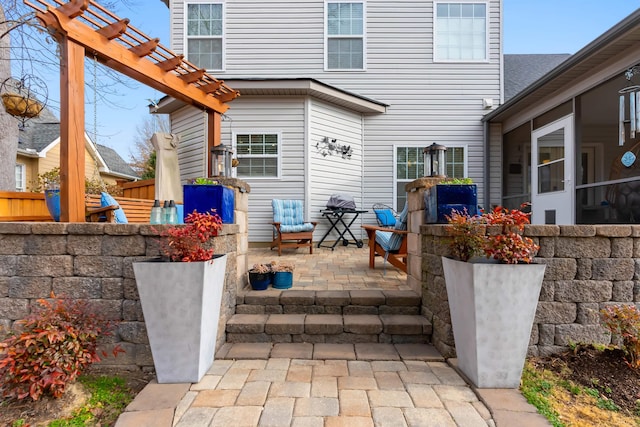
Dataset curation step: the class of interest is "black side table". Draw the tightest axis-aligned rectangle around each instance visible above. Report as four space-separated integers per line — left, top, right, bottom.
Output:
317 209 368 250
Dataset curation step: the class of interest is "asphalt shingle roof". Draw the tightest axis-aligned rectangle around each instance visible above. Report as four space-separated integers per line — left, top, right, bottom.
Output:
504 54 572 100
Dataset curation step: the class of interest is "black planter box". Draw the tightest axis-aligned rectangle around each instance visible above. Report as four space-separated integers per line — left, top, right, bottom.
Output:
425 184 478 223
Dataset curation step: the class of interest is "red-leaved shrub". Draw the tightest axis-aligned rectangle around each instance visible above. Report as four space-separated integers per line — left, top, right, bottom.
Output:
600 304 640 369
0 295 124 401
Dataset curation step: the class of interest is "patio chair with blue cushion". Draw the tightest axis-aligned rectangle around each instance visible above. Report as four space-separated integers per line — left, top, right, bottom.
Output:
271 199 317 256
362 202 409 273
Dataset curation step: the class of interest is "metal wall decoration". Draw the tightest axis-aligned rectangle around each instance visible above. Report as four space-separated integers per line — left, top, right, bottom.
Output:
316 137 353 159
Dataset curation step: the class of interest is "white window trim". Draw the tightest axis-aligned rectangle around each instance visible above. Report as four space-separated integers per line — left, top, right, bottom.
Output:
433 1 489 63
15 163 26 191
445 144 469 178
392 144 470 209
324 1 367 72
183 1 226 72
232 130 283 179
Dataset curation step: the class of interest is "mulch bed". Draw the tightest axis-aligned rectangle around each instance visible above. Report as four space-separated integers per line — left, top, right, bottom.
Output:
536 345 640 416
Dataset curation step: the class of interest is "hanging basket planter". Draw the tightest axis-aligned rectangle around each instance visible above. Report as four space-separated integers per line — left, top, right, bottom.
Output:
2 92 44 118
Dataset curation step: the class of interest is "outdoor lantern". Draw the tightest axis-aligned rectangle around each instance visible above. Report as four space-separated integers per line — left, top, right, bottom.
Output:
423 142 447 177
211 144 234 177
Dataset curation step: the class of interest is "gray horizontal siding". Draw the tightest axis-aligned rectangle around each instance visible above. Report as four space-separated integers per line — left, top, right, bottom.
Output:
169 0 502 240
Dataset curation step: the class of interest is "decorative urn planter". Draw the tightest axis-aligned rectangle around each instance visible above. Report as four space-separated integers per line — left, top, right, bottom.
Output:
133 254 228 383
442 257 545 388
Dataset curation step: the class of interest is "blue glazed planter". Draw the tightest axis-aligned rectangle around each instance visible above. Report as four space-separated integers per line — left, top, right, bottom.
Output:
249 272 271 290
425 184 478 224
272 271 293 289
183 184 234 224
44 189 61 222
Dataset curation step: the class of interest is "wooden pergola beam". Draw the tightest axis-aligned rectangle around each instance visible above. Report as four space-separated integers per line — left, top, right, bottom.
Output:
97 19 129 40
36 7 229 114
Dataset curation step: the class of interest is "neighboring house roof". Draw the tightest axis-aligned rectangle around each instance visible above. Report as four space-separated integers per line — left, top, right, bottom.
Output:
504 54 571 101
17 108 138 179
156 78 388 115
96 143 137 177
486 8 640 122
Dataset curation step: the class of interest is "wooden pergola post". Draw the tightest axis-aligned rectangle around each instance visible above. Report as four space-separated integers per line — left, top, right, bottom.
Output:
59 37 86 222
24 0 238 222
207 111 222 177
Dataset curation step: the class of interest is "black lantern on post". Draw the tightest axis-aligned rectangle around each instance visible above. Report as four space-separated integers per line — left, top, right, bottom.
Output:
423 143 447 178
211 144 234 177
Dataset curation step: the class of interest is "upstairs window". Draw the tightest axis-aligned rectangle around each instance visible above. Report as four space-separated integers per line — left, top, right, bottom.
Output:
235 133 280 178
434 2 487 61
326 2 364 70
186 3 223 70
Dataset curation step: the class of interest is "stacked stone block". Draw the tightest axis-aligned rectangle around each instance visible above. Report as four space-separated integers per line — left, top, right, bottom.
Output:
0 222 241 372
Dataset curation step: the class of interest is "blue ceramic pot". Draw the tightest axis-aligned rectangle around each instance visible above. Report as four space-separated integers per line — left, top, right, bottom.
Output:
249 271 271 290
45 189 61 222
272 271 293 289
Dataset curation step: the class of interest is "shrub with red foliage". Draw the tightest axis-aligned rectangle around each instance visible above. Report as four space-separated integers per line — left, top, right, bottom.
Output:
159 210 223 262
446 204 539 264
0 295 124 401
600 304 640 369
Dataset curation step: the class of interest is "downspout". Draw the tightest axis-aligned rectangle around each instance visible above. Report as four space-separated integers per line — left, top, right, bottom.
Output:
304 98 311 219
483 120 490 211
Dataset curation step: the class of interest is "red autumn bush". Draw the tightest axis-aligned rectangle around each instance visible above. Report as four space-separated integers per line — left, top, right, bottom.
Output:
446 204 539 264
600 304 640 369
159 210 223 262
0 295 124 401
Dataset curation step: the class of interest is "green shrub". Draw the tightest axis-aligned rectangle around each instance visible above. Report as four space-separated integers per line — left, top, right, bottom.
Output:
600 304 640 369
0 295 124 401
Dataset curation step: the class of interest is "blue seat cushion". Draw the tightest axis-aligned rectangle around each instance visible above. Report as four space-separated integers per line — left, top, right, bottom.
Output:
375 202 408 252
100 192 128 224
280 223 315 233
272 199 313 233
374 209 396 227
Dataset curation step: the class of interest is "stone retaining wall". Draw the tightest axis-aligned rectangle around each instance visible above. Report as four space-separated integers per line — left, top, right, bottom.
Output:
0 222 240 372
420 224 640 358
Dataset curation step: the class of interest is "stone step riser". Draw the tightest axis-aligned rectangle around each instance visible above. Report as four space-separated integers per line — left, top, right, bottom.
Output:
226 333 430 344
236 305 420 315
226 313 432 345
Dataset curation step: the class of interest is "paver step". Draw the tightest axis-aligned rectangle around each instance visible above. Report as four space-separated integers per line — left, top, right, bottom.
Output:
226 313 432 344
236 289 422 315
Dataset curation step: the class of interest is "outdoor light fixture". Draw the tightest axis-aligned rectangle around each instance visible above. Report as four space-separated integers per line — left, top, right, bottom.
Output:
211 144 234 177
423 142 447 177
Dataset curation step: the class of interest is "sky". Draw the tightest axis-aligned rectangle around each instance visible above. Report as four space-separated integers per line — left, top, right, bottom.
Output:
18 1 640 162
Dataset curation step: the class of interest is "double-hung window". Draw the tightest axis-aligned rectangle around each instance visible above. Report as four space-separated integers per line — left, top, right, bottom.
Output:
186 2 223 70
15 163 25 191
434 2 487 61
235 133 280 178
395 146 468 209
326 2 364 70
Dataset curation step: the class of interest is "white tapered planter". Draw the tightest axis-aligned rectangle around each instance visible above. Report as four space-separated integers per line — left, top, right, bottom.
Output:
133 254 227 383
442 257 545 388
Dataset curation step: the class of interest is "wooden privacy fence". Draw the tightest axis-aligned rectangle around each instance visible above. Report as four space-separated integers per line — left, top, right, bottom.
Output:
120 179 155 200
0 191 52 221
